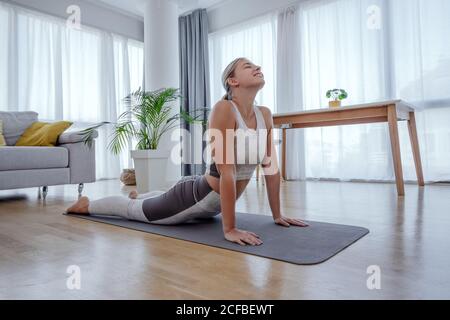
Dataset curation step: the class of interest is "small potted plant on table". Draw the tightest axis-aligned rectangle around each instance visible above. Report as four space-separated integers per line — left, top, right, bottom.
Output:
326 89 348 108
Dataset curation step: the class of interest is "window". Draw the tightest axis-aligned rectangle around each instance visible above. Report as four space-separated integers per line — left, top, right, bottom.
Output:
0 2 144 179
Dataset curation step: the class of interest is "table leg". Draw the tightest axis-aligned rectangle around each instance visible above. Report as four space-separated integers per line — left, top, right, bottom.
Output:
281 128 287 180
407 112 425 186
388 104 405 196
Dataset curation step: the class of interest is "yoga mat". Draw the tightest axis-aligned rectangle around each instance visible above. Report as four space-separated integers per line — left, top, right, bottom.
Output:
65 212 369 265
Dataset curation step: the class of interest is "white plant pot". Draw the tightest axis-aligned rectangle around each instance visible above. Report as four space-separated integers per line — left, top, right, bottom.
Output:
131 149 170 193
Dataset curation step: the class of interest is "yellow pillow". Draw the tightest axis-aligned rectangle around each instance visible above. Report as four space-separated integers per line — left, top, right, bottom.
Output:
0 120 6 146
15 121 73 147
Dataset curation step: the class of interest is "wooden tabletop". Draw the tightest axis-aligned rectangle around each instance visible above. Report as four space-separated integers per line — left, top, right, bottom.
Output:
273 99 415 118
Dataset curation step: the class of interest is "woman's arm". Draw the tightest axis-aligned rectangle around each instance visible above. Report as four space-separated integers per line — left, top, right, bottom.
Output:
209 101 237 232
259 107 309 227
220 165 261 244
259 107 282 219
219 166 237 233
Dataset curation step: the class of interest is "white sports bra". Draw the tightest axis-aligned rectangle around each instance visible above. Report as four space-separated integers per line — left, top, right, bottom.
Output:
205 100 267 181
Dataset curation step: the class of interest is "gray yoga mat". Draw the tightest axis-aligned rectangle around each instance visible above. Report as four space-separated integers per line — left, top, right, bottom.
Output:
65 212 369 265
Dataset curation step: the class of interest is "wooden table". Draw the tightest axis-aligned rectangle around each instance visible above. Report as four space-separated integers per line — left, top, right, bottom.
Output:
272 100 424 196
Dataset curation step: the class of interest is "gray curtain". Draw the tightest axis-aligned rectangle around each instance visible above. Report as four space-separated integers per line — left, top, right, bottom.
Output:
179 9 211 176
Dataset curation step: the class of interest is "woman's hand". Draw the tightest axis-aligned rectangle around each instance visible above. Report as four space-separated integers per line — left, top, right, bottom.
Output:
224 228 263 246
274 216 309 227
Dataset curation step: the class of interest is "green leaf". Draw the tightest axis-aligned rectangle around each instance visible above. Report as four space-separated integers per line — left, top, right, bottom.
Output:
79 121 112 149
90 87 212 153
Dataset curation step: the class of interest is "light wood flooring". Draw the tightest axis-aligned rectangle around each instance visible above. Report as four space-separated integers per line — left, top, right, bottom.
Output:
0 178 449 299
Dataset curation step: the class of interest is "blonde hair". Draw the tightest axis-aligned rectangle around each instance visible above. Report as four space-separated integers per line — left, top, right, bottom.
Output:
221 57 246 100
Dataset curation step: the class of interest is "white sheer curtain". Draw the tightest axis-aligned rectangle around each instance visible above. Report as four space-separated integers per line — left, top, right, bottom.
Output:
208 0 450 183
276 6 306 180
0 2 144 180
298 0 450 182
208 13 277 110
299 0 394 181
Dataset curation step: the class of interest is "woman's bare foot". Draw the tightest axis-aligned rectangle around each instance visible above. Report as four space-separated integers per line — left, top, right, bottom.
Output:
128 190 138 199
66 196 90 215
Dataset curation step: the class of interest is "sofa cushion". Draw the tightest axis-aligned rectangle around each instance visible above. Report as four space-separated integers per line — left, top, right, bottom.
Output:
0 111 39 146
16 121 73 146
0 146 69 171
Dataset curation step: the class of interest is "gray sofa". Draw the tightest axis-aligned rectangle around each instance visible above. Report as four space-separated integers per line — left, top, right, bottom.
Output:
0 111 98 199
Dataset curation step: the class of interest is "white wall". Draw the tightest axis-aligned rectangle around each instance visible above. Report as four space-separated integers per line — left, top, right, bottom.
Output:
2 0 144 41
207 0 298 33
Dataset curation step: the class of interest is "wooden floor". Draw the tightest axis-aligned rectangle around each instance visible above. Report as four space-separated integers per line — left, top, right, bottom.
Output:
0 178 449 299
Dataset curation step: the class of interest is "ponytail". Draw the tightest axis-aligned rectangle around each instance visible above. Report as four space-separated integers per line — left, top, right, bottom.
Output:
222 57 244 101
222 90 232 100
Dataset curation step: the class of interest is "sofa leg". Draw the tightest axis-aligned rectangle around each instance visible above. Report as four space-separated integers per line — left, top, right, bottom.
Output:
42 186 48 200
78 183 84 197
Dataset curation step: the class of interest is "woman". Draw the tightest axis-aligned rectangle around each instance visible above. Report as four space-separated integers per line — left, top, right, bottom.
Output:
66 57 309 246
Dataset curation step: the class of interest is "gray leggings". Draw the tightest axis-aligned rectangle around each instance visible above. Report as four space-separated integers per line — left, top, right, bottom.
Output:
87 174 222 224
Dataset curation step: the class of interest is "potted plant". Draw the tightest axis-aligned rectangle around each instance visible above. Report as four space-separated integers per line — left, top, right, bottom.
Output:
326 89 348 108
80 87 208 193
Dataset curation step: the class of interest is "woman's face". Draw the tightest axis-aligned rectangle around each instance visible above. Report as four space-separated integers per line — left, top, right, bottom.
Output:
228 59 265 90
